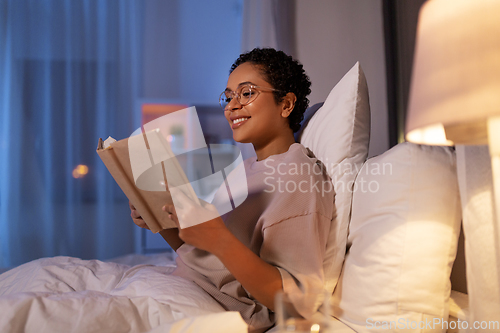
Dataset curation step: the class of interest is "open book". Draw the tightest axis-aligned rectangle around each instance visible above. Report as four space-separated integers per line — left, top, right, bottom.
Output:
96 129 199 233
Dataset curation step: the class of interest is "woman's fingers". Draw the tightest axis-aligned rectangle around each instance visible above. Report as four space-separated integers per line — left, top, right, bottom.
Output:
131 209 143 220
130 201 149 229
162 204 174 214
163 204 181 228
132 216 150 229
129 201 143 219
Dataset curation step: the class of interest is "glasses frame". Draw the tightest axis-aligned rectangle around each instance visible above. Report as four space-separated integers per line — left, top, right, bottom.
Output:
219 84 284 110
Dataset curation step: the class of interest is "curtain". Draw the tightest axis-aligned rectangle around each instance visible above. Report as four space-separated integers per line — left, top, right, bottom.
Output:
0 0 143 268
241 0 296 56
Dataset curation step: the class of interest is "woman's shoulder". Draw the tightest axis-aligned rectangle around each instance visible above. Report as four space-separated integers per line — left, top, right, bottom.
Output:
280 143 330 179
283 143 316 163
253 143 316 166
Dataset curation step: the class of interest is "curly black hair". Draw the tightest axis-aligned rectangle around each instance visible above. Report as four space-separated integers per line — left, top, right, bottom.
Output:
230 48 311 133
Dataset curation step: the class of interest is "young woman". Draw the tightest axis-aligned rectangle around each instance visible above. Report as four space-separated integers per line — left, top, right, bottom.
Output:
131 48 334 332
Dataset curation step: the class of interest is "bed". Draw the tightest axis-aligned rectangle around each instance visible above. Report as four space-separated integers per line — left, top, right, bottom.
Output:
0 62 466 333
0 255 245 332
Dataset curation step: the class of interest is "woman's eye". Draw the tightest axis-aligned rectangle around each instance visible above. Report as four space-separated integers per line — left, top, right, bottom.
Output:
225 97 232 103
242 91 252 98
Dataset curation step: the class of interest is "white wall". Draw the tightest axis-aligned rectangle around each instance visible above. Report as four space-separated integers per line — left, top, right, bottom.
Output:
295 0 388 157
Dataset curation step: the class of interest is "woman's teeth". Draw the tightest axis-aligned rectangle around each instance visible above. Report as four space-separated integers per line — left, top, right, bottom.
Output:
234 117 248 124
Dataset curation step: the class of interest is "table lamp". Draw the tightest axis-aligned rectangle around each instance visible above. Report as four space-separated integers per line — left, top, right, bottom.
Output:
405 0 500 326
406 0 500 220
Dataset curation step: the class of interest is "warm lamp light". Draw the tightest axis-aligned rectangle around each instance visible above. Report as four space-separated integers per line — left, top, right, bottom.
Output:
406 0 500 146
406 0 500 221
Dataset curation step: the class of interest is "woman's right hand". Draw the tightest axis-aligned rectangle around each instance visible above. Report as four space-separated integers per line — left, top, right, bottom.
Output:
129 201 149 230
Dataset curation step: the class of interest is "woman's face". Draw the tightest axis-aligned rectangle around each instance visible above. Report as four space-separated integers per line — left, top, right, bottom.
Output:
224 62 289 145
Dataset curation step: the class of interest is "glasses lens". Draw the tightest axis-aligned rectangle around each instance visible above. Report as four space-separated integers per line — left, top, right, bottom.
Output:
239 85 256 105
219 92 230 110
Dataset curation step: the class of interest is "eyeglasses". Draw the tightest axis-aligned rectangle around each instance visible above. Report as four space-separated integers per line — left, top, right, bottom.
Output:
219 84 284 110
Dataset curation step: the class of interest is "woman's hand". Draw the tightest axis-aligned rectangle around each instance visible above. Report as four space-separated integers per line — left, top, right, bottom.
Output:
163 188 230 255
130 201 184 250
129 201 149 230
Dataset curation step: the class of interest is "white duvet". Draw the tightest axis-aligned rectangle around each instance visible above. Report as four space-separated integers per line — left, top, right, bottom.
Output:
0 256 247 333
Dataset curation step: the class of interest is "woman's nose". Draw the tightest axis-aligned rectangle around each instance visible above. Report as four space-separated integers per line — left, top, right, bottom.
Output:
227 98 242 112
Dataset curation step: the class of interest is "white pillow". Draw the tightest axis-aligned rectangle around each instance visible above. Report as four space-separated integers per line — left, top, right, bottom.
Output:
332 143 462 333
301 62 371 295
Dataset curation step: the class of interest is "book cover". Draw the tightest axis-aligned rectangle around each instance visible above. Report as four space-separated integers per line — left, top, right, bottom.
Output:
96 130 199 233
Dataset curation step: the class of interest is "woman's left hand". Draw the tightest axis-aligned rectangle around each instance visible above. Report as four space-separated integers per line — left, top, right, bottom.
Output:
163 188 231 254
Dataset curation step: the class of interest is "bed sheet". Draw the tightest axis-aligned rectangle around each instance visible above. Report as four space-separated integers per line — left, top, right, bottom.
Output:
0 256 247 333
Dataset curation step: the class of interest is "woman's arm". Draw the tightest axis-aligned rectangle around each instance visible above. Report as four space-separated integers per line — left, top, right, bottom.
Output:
213 229 283 310
130 201 184 251
163 201 282 310
159 228 184 251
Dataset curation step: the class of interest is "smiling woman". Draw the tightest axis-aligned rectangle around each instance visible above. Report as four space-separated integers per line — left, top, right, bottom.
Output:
130 48 335 332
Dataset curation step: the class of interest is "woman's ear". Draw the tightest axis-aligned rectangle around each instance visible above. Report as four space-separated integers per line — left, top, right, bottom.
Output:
281 92 297 118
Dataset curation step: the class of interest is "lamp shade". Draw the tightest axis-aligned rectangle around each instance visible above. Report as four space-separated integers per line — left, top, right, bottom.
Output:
406 0 500 145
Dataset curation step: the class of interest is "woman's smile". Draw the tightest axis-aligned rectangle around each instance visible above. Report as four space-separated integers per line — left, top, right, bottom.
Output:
231 116 250 129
